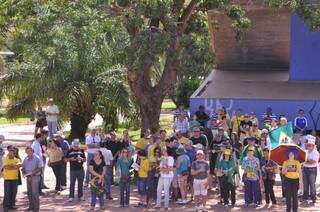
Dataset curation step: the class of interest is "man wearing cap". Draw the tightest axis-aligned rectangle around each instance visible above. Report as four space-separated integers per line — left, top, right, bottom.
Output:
65 139 86 202
46 98 59 138
2 147 21 211
302 135 319 203
176 146 191 204
85 127 101 186
190 127 207 149
191 149 210 211
0 134 5 178
54 132 70 188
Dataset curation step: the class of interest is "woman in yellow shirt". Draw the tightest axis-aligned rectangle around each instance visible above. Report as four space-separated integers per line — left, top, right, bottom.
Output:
282 149 302 212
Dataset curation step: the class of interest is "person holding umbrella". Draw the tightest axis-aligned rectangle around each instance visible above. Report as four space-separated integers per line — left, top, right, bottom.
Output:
282 149 302 212
302 135 319 204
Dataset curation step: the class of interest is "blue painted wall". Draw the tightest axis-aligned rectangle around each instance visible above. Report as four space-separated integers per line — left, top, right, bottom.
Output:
190 98 320 130
290 13 320 80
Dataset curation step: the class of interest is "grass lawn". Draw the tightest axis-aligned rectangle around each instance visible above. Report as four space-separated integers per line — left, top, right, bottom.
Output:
161 99 176 111
0 117 31 125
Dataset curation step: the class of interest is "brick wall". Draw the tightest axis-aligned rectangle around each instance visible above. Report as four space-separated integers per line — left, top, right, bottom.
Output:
208 3 291 70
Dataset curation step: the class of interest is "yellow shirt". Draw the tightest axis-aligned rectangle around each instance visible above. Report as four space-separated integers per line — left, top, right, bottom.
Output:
138 158 150 178
253 129 261 138
231 115 243 133
47 148 63 163
3 156 20 180
179 136 189 145
135 138 149 150
148 144 156 160
282 159 301 179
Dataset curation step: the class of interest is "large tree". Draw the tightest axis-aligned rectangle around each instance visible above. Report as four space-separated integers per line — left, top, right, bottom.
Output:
0 0 132 139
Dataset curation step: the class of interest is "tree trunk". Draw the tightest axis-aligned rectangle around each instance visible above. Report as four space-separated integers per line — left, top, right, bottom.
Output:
69 111 92 140
139 95 163 132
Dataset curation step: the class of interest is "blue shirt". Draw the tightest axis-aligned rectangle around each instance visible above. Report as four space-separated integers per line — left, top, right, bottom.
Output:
176 154 190 175
60 140 70 157
22 154 43 175
31 140 43 161
186 148 196 162
294 116 307 130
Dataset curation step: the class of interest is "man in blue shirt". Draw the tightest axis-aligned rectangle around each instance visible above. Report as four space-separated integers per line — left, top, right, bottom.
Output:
294 109 308 135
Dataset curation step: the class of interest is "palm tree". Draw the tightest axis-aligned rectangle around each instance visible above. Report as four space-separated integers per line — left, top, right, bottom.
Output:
0 1 133 139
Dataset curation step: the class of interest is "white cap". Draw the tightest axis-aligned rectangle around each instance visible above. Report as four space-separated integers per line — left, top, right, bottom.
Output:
72 139 80 146
193 143 203 150
196 149 204 155
261 129 269 134
306 135 316 145
0 135 4 141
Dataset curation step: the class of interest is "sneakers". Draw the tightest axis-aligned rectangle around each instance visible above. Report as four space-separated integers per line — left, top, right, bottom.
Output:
68 198 74 202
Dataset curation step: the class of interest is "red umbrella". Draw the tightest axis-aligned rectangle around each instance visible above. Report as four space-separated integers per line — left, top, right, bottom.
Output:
269 144 307 166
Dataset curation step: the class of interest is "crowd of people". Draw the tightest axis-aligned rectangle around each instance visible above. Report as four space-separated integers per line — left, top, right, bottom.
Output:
0 100 319 212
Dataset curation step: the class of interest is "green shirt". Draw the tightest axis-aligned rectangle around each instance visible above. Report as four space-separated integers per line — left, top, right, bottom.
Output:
117 158 133 176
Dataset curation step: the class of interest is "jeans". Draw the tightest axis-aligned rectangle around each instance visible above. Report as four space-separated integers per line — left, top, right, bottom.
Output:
69 169 84 198
147 170 158 201
280 173 286 198
3 180 18 209
263 179 276 204
219 176 236 205
51 161 62 190
285 177 299 212
47 121 58 138
40 157 46 188
156 177 173 208
119 179 130 206
105 165 112 197
137 178 147 196
244 180 260 204
303 167 317 201
91 189 104 208
61 161 67 186
26 175 40 211
85 153 95 184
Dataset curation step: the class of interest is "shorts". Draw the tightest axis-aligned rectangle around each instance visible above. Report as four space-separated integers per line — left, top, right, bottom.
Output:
178 175 188 187
36 119 47 128
137 177 147 196
193 178 208 196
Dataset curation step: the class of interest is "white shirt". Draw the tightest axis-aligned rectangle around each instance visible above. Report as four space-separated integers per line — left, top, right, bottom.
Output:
31 139 43 162
46 105 59 122
99 147 113 166
304 148 319 168
85 134 101 154
160 156 174 178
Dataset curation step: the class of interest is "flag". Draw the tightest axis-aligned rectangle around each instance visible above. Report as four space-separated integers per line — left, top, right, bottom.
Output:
269 122 294 149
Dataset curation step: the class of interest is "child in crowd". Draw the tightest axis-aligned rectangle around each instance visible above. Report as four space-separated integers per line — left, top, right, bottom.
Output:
136 149 149 208
191 150 210 212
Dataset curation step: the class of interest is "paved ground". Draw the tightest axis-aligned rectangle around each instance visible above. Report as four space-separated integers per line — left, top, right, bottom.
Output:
1 123 320 211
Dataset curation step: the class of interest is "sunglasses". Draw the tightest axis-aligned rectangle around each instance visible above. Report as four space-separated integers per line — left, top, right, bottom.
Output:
194 130 200 132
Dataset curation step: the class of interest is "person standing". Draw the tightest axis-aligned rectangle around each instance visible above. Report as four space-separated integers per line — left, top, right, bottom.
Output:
0 135 5 178
2 147 21 211
85 127 101 186
116 149 133 208
46 98 59 138
155 147 174 210
216 149 237 207
230 109 243 135
31 133 44 196
34 105 47 136
191 150 211 212
242 146 261 207
176 146 190 205
173 113 189 137
99 142 114 200
282 149 302 212
65 139 86 202
261 148 278 205
89 151 106 210
294 109 308 135
46 140 63 193
54 132 69 188
302 135 319 203
195 105 210 127
21 147 43 211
